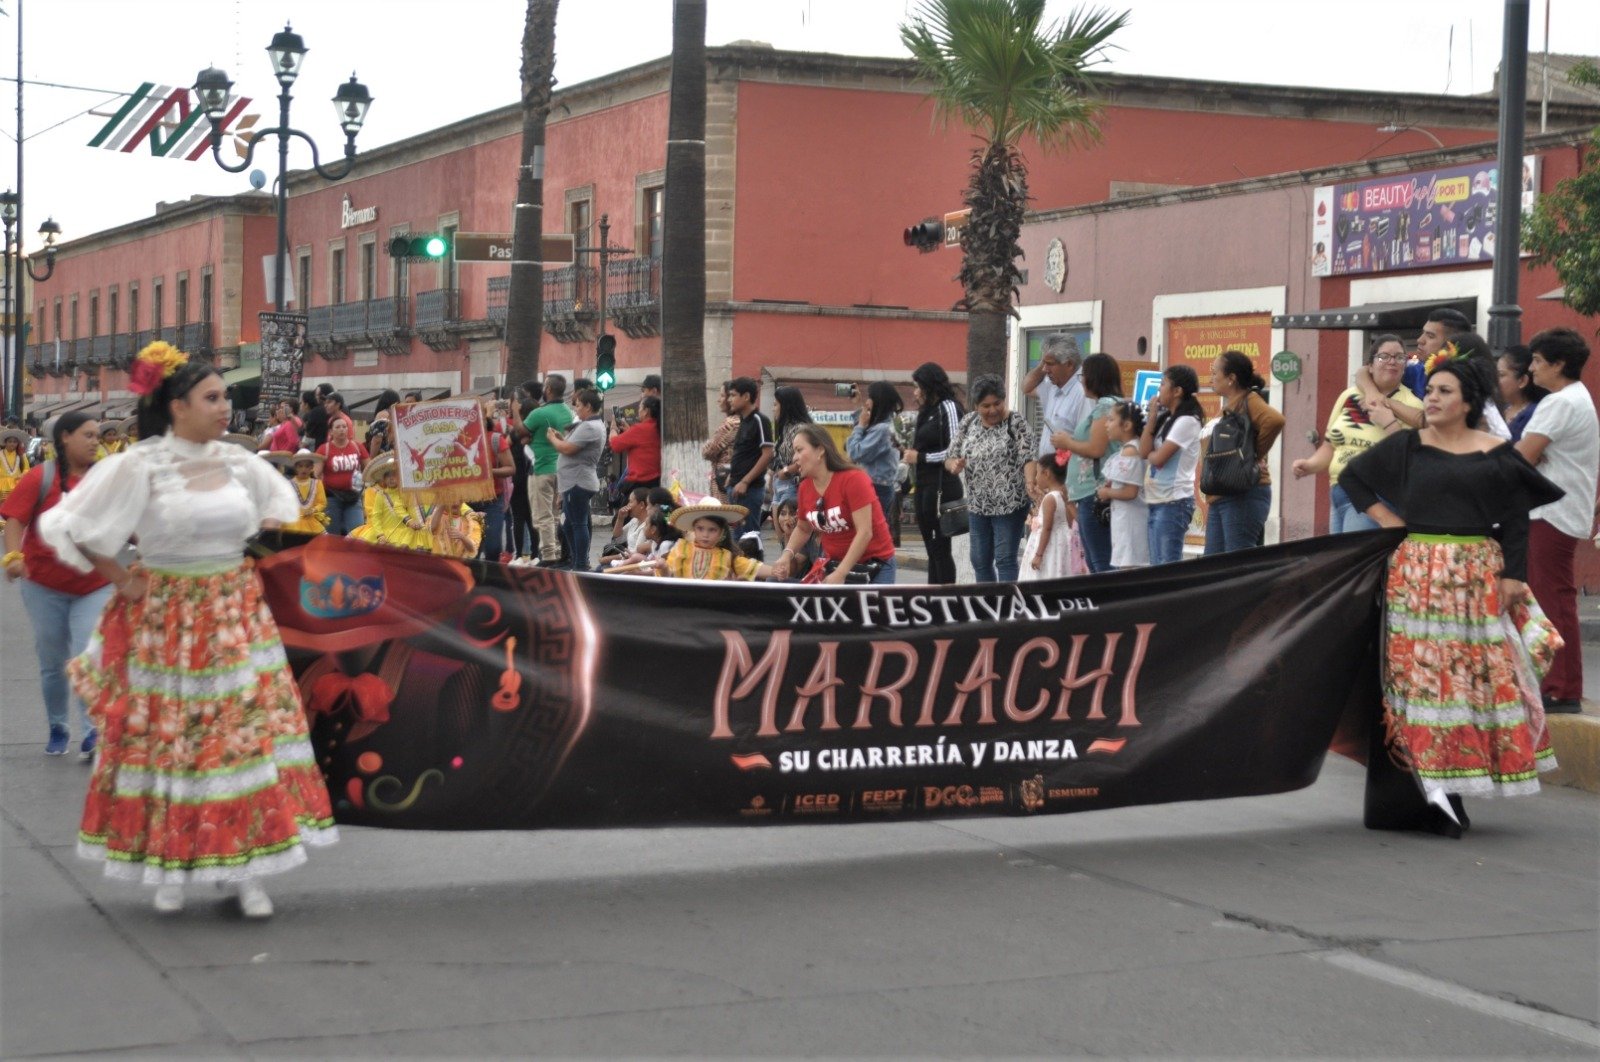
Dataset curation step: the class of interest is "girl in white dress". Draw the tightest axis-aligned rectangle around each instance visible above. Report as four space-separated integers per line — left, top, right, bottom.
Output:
1097 401 1151 569
1020 453 1071 580
39 343 336 919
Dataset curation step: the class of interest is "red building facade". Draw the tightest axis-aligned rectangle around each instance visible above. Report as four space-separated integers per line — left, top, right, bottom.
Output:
27 46 1595 423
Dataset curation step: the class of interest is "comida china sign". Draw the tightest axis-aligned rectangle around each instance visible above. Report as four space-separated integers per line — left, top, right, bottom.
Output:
1311 156 1539 277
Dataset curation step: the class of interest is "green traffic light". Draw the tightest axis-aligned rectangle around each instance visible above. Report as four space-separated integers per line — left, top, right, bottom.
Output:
424 235 447 259
596 369 615 391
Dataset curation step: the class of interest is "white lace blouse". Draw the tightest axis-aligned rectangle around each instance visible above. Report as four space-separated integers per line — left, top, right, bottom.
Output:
39 434 300 572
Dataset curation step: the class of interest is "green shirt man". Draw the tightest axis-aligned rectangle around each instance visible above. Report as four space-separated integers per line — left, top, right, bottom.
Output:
523 398 575 475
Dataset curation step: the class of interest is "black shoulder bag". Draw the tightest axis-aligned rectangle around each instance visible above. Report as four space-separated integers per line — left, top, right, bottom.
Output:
1200 394 1262 496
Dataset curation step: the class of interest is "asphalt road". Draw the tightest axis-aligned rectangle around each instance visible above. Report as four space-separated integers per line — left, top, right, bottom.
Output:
2 574 1597 1059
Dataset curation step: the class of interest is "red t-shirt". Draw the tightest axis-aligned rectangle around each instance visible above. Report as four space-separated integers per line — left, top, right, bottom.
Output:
265 418 302 452
608 419 661 483
798 468 895 565
318 441 369 492
0 464 112 596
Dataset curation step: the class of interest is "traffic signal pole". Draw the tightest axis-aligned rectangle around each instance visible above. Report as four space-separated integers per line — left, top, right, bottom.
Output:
576 213 630 389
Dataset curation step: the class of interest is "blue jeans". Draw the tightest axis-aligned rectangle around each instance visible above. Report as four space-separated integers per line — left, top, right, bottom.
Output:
968 505 1029 583
870 555 898 584
562 486 596 570
1074 497 1113 574
772 475 798 508
19 580 114 736
1204 484 1272 555
733 483 766 536
1329 483 1380 534
472 498 507 560
1147 499 1194 566
327 490 365 536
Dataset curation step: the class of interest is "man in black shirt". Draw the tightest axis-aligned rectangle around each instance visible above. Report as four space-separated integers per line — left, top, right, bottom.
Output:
726 376 774 535
301 384 333 449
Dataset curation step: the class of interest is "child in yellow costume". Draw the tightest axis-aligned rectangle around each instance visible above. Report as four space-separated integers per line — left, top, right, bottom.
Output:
0 428 30 504
424 497 484 558
349 452 432 551
94 422 126 461
266 449 329 536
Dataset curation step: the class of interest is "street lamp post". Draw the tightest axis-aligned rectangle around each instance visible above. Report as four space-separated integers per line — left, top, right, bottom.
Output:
194 24 372 313
2 189 59 422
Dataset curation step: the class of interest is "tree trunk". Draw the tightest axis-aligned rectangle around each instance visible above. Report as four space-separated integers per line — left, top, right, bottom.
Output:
504 0 558 388
660 0 709 460
965 311 1008 385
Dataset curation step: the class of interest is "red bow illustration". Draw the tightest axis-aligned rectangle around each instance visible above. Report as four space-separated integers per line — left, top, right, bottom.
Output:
307 672 394 741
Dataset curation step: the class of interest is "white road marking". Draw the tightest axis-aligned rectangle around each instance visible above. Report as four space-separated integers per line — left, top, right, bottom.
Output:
1312 950 1600 1050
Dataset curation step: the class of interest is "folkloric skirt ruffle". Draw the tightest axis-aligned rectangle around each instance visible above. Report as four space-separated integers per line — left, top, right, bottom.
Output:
1382 534 1559 797
69 559 337 885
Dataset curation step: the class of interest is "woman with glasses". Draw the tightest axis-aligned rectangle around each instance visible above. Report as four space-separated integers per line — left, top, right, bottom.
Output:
1292 334 1422 533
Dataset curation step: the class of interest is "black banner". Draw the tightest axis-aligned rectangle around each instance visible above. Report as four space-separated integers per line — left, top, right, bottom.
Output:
253 530 1399 829
257 311 307 413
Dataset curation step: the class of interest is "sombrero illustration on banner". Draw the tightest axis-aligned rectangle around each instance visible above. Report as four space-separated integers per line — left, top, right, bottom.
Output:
265 449 325 474
667 500 749 535
255 534 476 653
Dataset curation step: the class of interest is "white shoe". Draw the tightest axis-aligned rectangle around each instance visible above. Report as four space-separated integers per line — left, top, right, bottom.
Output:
152 884 184 913
237 880 273 919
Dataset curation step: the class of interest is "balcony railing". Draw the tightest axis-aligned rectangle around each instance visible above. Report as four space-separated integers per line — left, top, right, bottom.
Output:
306 305 337 356
179 322 210 354
366 296 410 355
542 265 599 343
415 288 462 351
25 342 43 377
42 340 66 376
486 276 509 329
90 334 113 366
331 300 369 343
605 254 662 339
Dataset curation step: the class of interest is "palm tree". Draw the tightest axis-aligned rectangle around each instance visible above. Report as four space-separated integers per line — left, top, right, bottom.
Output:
504 0 559 387
901 0 1127 383
659 0 710 475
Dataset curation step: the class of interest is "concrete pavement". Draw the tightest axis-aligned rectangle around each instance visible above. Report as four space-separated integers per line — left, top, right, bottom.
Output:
2 575 1597 1058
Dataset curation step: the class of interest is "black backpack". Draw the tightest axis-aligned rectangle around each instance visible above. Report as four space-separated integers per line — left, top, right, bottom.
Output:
1200 395 1262 496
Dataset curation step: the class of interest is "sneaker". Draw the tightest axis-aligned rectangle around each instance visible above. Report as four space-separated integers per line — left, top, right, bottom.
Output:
45 725 68 756
237 880 273 919
153 884 185 913
1543 696 1583 715
79 727 98 761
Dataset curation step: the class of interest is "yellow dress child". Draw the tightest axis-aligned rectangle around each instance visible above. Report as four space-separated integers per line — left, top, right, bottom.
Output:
349 453 432 551
0 429 30 504
424 498 484 559
94 423 126 462
654 502 770 580
265 450 329 536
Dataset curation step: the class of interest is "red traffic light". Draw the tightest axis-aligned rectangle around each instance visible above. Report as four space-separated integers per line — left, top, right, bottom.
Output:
903 219 944 253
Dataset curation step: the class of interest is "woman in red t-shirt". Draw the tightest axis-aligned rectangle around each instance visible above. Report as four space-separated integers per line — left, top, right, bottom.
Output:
0 411 114 758
773 425 896 585
609 396 662 491
316 416 369 536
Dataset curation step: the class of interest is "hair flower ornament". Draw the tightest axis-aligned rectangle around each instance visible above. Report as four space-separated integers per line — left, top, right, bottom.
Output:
129 341 189 397
1423 341 1470 378
1053 449 1071 468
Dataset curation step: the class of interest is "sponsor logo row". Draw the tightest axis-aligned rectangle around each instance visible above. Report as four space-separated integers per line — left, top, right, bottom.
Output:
738 780 1103 818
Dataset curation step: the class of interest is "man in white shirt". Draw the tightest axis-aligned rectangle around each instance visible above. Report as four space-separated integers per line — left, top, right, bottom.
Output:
1516 328 1598 713
1021 332 1085 499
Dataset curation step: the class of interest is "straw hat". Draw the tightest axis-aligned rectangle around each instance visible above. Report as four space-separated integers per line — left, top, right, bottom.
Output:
364 451 398 483
221 432 259 450
98 421 124 440
265 448 325 474
667 500 749 535
116 418 139 438
0 427 28 448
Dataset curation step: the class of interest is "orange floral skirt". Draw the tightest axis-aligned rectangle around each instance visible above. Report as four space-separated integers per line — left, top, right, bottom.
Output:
1382 535 1558 797
69 559 337 885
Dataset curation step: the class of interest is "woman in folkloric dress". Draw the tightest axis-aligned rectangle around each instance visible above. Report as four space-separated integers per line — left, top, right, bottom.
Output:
40 342 336 918
1340 346 1564 838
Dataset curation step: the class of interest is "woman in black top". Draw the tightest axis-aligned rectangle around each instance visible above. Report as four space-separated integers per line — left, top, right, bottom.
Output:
902 361 964 584
1339 350 1563 838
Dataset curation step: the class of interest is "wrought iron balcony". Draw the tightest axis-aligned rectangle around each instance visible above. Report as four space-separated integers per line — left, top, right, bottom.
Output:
605 254 662 339
415 288 461 351
306 305 338 356
90 334 113 366
330 300 369 344
25 342 43 377
486 276 509 330
542 264 598 343
179 322 210 354
365 296 410 355
158 326 179 346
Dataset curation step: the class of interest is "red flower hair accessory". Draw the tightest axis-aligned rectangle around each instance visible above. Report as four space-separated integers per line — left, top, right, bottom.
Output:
1053 449 1071 468
128 341 188 396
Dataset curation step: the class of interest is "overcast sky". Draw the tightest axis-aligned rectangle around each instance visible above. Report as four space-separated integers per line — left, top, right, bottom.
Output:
14 0 1600 250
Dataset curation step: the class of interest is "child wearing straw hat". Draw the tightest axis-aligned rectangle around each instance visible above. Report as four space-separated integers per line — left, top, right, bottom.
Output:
94 422 127 462
0 427 30 503
350 452 432 551
265 450 329 536
654 500 774 580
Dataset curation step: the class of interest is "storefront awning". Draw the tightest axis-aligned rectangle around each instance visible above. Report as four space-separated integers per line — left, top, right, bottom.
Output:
221 365 261 386
1273 297 1477 331
1539 286 1566 301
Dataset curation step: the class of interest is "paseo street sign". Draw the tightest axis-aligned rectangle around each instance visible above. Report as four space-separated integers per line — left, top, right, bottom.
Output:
453 232 575 266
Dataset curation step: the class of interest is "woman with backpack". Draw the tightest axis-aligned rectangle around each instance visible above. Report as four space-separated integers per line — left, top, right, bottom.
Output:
1 412 113 758
1202 351 1284 555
